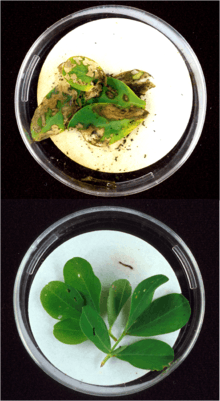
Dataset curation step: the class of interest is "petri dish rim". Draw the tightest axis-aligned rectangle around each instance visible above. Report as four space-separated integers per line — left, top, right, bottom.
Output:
13 206 205 397
14 5 207 197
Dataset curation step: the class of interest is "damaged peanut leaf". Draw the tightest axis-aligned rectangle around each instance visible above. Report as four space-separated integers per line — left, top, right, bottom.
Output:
80 305 111 353
53 315 87 344
114 339 174 371
68 103 148 145
114 69 155 97
59 56 106 92
63 257 102 313
127 293 191 337
125 275 169 331
107 279 132 330
85 77 146 109
31 85 79 141
40 281 85 319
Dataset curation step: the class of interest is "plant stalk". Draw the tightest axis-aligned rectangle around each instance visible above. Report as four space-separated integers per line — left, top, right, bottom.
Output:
108 328 118 342
100 331 126 367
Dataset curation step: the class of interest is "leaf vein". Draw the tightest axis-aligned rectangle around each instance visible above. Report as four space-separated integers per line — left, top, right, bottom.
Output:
130 303 184 332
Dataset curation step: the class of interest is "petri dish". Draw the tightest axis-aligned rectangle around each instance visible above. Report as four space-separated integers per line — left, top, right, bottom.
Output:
13 206 205 397
14 5 206 196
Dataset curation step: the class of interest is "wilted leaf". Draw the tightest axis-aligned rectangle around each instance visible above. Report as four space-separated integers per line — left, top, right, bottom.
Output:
80 305 111 353
114 69 155 97
31 86 79 141
86 77 146 109
68 103 148 145
60 56 106 92
127 293 191 337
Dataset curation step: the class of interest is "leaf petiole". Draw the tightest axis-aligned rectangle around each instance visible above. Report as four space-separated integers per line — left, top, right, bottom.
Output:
100 330 126 367
108 328 118 342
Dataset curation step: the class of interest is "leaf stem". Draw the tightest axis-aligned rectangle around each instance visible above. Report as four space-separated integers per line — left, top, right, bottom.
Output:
100 330 126 367
108 328 118 342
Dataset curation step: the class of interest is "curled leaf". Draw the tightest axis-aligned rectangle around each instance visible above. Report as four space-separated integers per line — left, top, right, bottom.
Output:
114 69 155 97
86 77 146 109
68 103 148 146
40 281 85 319
59 56 106 92
80 305 111 353
114 339 174 371
31 85 79 141
125 275 169 331
53 316 87 344
127 293 191 337
107 279 132 329
63 257 101 313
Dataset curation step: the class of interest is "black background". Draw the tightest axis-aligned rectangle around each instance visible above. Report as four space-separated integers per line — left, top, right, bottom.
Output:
2 0 219 199
2 199 219 400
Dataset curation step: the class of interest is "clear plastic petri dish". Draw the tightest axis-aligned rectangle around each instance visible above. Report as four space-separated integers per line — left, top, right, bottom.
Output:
13 206 205 397
14 5 206 197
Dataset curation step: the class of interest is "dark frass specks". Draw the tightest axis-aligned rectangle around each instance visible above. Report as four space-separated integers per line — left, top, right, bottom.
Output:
30 57 155 147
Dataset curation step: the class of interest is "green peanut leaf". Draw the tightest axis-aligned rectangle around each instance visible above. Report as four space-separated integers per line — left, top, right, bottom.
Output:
80 305 111 353
125 275 169 331
68 103 148 145
53 316 87 344
31 86 79 141
85 77 146 109
114 69 155 97
107 279 132 329
63 257 101 313
60 56 105 91
114 339 174 371
127 293 191 337
40 281 85 319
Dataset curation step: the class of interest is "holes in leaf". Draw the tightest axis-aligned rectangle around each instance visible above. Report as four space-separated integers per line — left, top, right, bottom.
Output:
74 297 77 302
123 94 129 102
93 328 96 336
78 274 81 278
67 289 71 293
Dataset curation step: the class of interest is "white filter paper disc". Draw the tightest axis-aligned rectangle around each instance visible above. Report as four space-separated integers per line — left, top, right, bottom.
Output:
29 230 181 386
37 18 193 173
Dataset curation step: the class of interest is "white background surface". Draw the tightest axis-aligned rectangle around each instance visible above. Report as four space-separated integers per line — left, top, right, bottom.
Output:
37 18 193 173
29 230 181 385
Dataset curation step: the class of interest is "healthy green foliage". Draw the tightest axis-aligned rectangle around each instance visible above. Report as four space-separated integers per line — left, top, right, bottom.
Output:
125 275 169 331
40 281 85 319
80 306 111 353
127 293 191 337
53 315 87 344
107 279 131 329
113 339 174 371
40 258 191 372
63 257 101 313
